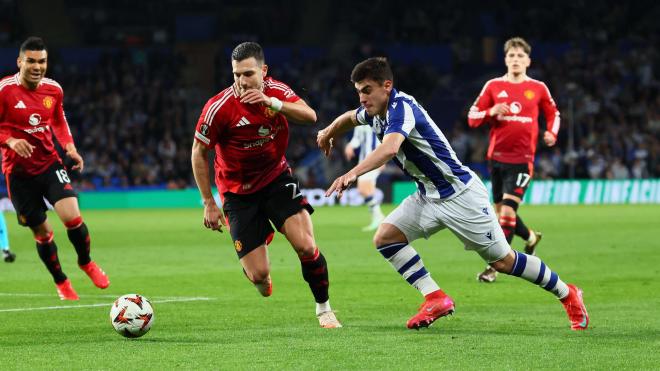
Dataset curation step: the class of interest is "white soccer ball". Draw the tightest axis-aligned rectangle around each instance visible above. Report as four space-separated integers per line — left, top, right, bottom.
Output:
110 294 155 338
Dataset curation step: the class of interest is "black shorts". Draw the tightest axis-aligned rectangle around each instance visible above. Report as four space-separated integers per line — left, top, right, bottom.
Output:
222 170 314 258
7 162 77 227
489 161 533 202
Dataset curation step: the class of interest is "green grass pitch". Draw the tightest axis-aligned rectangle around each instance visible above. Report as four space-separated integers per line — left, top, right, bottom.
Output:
1 205 659 369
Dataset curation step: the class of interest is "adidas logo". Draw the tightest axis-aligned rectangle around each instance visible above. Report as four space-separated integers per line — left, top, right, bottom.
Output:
236 117 251 127
497 90 508 98
14 100 26 109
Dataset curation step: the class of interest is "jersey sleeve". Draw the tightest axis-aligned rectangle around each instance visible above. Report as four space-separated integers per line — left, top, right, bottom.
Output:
467 81 494 128
194 98 224 148
267 80 300 103
539 82 560 138
384 101 415 137
51 89 74 147
355 106 372 126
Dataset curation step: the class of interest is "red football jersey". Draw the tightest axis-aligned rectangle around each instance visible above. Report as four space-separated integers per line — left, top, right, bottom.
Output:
0 74 73 176
467 76 560 165
194 77 300 195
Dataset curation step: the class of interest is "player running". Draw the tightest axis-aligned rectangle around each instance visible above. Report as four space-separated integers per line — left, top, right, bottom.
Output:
344 125 384 231
468 37 560 282
0 37 109 299
191 42 341 328
317 57 587 330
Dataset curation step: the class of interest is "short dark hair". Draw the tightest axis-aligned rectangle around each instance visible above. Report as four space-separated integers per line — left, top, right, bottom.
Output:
350 57 393 84
231 42 264 64
20 36 47 54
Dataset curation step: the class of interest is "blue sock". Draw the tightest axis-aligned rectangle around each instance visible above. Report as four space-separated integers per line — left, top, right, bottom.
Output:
0 213 9 251
508 250 569 299
377 242 440 296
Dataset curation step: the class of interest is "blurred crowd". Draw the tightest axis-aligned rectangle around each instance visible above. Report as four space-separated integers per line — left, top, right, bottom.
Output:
0 1 657 189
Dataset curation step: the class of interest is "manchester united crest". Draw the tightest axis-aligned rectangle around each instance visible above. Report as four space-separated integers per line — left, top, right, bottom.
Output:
524 90 535 100
234 240 243 252
43 96 54 109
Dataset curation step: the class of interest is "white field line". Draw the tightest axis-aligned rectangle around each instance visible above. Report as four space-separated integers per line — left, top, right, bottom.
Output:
0 296 213 313
0 292 211 300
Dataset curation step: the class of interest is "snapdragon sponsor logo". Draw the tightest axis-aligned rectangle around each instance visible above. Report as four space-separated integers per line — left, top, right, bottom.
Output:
499 115 532 123
243 136 274 148
24 126 48 134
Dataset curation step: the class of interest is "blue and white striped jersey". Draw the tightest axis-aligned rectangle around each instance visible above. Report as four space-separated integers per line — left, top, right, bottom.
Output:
348 125 380 162
355 88 474 200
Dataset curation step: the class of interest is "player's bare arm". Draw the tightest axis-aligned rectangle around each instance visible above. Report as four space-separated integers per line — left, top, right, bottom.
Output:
325 132 404 199
64 143 84 172
5 137 35 158
191 140 225 232
239 89 316 123
317 109 359 156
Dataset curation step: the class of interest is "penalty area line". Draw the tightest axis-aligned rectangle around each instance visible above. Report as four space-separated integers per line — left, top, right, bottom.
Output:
0 297 213 313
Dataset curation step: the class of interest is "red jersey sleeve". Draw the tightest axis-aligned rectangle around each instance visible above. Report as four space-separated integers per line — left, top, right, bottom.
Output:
468 81 494 128
265 79 300 103
194 97 225 148
539 82 560 138
51 89 74 147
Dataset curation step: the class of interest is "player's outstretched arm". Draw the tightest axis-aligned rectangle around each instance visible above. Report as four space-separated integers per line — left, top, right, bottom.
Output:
191 140 225 232
317 110 359 157
278 99 316 123
325 132 404 199
239 89 316 123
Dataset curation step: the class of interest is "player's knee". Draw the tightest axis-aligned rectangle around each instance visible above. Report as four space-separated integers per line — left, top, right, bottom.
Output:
295 243 317 258
490 252 516 273
246 268 270 284
373 225 405 248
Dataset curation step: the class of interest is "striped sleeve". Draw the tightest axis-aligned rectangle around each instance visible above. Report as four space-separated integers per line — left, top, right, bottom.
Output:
266 79 299 103
194 91 231 147
385 101 415 137
467 80 494 128
355 106 371 126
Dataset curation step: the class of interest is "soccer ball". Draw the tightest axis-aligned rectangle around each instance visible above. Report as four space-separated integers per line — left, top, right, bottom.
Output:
110 294 154 338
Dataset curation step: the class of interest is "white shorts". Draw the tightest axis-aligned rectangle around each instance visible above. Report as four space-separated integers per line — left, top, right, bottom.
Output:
358 168 381 183
383 180 511 263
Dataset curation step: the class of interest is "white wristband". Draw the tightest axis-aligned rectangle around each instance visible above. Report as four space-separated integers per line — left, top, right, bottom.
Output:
269 97 283 112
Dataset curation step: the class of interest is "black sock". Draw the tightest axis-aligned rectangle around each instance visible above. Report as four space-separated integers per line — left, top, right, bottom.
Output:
67 223 91 266
515 215 531 241
37 240 67 283
300 249 329 303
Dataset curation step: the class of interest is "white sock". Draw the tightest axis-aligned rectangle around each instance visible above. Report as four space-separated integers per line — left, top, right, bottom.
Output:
377 242 440 296
527 230 537 245
509 251 569 299
316 300 331 315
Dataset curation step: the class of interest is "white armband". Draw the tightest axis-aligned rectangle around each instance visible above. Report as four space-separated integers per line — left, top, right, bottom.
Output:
269 97 283 112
